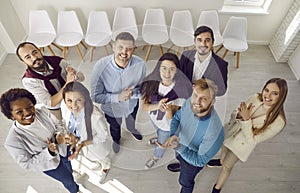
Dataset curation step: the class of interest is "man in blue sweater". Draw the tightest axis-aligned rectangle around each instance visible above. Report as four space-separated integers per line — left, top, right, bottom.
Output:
160 78 224 193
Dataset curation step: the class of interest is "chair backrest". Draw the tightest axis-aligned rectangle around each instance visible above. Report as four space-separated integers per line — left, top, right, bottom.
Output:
223 16 247 41
170 10 194 38
142 8 168 33
86 11 111 35
197 10 222 46
112 7 138 40
169 10 194 47
28 10 56 35
57 11 83 35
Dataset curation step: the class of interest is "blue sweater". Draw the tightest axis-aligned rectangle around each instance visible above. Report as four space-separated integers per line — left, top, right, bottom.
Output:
170 98 224 167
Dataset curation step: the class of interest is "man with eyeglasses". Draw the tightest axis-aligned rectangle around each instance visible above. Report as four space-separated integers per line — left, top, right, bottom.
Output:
91 32 146 153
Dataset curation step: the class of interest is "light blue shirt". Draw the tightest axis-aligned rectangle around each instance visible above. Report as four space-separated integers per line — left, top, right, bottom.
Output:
170 98 224 167
90 54 146 117
68 110 84 143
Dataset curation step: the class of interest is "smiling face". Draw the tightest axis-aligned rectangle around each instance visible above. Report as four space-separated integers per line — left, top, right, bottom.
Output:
194 32 213 58
190 86 215 117
113 39 135 68
159 60 177 86
64 91 85 116
17 44 46 72
10 98 36 125
262 82 280 107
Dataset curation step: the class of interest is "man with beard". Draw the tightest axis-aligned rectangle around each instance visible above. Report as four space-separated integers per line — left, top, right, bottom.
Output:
159 78 224 193
90 32 146 153
16 42 84 120
166 26 228 172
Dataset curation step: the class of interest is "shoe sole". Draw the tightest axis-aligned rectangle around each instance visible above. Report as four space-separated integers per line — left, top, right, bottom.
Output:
129 132 143 141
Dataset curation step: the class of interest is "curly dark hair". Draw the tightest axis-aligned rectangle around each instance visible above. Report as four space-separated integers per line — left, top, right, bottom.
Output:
0 88 36 120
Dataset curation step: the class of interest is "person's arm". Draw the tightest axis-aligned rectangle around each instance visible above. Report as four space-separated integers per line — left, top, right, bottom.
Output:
4 129 60 172
169 108 182 136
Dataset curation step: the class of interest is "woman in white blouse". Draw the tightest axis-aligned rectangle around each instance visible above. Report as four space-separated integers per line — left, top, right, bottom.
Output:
61 81 111 183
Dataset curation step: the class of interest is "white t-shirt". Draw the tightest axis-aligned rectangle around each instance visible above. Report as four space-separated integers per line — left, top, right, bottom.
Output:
149 81 186 131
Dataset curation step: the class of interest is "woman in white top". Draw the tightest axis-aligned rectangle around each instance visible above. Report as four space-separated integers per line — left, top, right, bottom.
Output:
61 81 111 183
1 88 79 193
140 53 192 169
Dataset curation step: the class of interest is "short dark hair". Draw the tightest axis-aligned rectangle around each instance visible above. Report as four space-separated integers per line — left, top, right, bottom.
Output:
0 88 37 120
115 32 135 44
16 42 39 61
194 26 215 44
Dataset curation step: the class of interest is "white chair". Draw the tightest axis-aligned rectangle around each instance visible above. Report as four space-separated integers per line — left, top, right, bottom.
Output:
142 8 169 61
197 10 223 47
85 11 112 61
26 10 62 56
168 10 194 55
219 16 248 68
112 7 138 41
55 11 87 61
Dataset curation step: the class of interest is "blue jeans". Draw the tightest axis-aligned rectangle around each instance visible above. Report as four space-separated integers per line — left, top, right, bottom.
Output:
44 146 79 193
105 101 139 143
152 124 170 159
44 154 79 193
177 154 203 193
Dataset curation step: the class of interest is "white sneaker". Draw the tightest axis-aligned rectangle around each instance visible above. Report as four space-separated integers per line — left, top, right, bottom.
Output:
145 157 158 169
99 169 110 184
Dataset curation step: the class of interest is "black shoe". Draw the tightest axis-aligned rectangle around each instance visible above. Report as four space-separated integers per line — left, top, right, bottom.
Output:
129 130 143 141
167 162 180 172
207 159 222 168
212 184 221 193
112 141 120 153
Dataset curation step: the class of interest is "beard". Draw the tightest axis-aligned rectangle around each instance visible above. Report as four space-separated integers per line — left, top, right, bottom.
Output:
31 58 47 72
190 101 213 116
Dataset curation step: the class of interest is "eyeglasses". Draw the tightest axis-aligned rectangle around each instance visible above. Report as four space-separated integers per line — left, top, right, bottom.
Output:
115 45 136 52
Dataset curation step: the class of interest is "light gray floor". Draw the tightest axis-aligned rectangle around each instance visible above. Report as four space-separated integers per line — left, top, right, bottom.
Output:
0 43 299 193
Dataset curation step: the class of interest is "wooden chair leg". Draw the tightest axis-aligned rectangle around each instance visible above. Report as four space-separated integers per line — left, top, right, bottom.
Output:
75 45 85 61
80 41 88 50
159 45 164 55
234 52 236 56
63 47 67 59
52 42 63 51
47 45 56 56
222 49 228 59
90 46 95 62
167 44 174 52
142 45 147 51
215 45 224 53
236 52 240 68
144 45 152 61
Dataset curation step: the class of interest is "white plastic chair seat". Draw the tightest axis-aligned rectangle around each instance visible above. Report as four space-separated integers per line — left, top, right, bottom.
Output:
55 32 82 47
170 31 194 47
223 38 248 52
85 32 111 47
143 30 169 45
27 33 56 47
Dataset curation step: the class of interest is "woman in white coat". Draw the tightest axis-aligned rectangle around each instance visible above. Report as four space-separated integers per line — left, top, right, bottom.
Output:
210 78 288 193
61 81 111 183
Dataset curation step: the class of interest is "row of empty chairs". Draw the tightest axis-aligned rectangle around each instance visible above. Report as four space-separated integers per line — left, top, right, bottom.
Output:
27 8 247 67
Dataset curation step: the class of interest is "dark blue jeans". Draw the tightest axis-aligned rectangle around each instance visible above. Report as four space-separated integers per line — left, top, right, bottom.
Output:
44 149 78 193
177 154 203 193
104 101 139 143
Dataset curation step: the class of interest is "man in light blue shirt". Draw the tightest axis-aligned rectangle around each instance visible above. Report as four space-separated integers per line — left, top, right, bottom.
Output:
160 78 224 193
91 32 146 153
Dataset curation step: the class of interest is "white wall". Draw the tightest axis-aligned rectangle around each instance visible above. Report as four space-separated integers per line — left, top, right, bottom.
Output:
288 43 300 80
7 0 294 48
